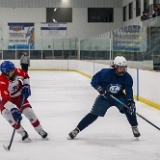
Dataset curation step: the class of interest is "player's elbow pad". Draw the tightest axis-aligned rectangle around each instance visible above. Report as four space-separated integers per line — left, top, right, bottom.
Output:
4 101 16 111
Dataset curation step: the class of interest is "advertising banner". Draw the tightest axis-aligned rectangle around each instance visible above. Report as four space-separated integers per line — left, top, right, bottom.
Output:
113 24 147 52
41 23 67 37
8 23 35 49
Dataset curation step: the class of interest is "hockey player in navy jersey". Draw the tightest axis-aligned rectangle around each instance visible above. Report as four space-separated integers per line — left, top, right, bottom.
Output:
68 56 140 140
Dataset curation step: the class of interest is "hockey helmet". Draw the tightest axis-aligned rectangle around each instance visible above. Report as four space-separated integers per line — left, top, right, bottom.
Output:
1 61 15 73
113 56 127 67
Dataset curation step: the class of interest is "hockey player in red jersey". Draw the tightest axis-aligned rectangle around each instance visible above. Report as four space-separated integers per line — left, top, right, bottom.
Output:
0 61 48 142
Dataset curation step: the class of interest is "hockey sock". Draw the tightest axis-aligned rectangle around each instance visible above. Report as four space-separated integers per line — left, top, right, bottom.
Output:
77 113 98 131
2 109 22 130
22 107 43 132
124 109 138 126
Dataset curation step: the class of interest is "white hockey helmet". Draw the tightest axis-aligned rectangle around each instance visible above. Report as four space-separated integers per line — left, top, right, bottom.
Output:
113 56 127 67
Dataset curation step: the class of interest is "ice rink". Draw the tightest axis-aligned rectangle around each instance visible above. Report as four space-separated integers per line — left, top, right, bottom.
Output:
0 71 160 160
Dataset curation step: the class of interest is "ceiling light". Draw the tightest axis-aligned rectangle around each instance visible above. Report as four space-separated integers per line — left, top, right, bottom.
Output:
53 19 57 22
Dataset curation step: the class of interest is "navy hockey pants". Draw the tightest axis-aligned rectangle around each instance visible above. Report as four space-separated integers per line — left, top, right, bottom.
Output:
77 94 138 131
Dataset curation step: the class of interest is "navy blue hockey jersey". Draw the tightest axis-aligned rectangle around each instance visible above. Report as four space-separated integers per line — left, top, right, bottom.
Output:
91 68 133 100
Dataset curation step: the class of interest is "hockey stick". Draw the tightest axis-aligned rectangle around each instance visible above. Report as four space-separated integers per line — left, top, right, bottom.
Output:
3 95 25 151
110 94 160 131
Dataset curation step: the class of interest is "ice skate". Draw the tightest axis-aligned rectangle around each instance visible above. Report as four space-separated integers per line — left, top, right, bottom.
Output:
68 127 80 140
132 126 141 140
38 130 48 140
20 131 31 143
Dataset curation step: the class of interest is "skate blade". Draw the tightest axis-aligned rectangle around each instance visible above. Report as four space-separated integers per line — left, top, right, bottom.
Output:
42 137 49 141
135 137 140 141
67 135 74 140
23 138 32 143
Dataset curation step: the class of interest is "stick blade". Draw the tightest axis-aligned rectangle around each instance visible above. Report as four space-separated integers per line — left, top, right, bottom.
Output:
3 145 9 151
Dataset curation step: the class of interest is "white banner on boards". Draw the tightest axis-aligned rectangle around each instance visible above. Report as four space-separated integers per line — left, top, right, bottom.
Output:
41 23 67 37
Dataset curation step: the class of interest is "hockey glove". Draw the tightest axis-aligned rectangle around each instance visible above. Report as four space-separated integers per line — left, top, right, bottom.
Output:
126 100 136 115
96 86 106 95
11 108 22 123
21 84 31 100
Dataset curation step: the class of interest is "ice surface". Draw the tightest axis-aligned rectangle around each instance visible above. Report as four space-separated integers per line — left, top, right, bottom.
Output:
0 71 160 160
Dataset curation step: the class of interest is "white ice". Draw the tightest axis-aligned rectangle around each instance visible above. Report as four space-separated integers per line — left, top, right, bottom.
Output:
0 71 160 160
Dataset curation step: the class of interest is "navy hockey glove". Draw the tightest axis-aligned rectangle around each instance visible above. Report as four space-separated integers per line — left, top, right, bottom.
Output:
126 100 136 115
21 84 31 100
11 108 22 123
96 86 106 95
